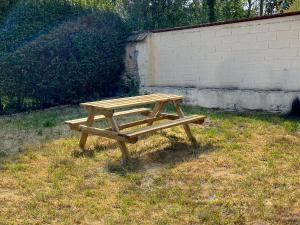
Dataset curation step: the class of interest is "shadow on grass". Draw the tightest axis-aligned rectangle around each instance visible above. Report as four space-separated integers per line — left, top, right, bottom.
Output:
71 139 118 158
148 142 214 162
106 157 143 176
181 104 300 126
106 135 216 176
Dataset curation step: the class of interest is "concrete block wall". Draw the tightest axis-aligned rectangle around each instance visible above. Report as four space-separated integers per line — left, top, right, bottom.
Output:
127 13 300 112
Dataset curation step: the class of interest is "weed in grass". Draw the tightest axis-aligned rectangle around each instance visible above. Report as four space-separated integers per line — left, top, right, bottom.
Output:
36 128 43 136
0 150 7 157
94 144 106 152
71 148 95 158
283 120 299 133
42 119 56 128
5 162 27 172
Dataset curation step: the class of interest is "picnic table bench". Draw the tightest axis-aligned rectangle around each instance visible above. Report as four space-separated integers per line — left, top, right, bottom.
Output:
65 93 206 162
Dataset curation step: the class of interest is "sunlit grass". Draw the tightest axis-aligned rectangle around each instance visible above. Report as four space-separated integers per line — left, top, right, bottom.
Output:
0 105 299 224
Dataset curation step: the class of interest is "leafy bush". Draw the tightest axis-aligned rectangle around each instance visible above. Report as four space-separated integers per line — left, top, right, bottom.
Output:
0 2 128 114
119 72 140 96
0 0 85 53
0 0 18 22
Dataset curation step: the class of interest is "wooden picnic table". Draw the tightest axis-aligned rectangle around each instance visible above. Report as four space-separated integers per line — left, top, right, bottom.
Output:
65 93 206 162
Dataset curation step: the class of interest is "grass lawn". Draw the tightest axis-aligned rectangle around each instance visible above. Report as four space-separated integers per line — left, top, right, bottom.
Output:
0 105 299 225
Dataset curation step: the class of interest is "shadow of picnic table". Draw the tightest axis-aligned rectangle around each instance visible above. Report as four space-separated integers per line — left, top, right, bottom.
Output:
106 134 216 175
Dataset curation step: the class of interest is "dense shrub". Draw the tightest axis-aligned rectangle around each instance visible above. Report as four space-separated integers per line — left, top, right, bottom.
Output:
0 0 85 53
119 72 140 96
0 0 18 22
0 8 128 114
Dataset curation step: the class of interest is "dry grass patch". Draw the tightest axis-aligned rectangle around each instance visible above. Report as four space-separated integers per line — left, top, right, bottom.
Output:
0 105 300 224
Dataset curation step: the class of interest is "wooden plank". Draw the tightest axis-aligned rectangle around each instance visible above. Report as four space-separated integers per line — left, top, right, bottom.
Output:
141 111 178 118
159 113 180 120
83 93 181 106
103 96 181 109
84 94 159 105
142 112 203 124
101 98 169 109
119 115 206 139
79 125 129 142
81 93 184 110
107 114 171 131
65 108 151 130
81 95 159 107
104 94 173 105
142 111 207 122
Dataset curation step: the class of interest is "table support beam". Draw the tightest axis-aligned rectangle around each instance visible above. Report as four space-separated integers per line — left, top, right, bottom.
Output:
147 102 165 126
79 113 95 149
106 116 130 163
173 100 197 143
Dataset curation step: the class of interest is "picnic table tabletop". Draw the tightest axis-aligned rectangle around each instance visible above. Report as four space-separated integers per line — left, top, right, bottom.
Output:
80 93 184 110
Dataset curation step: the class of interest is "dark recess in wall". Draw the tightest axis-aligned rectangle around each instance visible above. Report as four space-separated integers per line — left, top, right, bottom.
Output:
285 97 300 118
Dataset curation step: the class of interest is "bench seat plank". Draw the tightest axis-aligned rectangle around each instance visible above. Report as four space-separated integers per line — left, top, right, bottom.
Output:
119 115 206 139
110 114 176 131
65 108 151 130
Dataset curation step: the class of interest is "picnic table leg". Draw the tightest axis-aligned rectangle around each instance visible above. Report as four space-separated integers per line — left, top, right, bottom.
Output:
79 113 95 149
173 100 197 143
106 116 130 163
147 102 165 126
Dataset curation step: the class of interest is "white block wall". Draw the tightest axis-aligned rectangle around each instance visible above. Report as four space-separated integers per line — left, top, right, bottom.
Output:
131 14 300 112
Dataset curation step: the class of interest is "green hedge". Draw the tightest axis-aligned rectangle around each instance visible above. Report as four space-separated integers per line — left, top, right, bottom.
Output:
0 0 85 53
0 0 18 22
0 6 128 114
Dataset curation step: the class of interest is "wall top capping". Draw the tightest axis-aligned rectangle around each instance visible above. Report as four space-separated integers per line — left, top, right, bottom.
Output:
151 11 300 34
